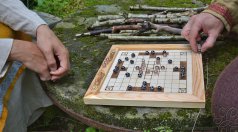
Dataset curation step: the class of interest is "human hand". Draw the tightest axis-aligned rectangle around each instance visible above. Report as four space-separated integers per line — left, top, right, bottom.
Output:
9 40 51 81
36 25 70 81
182 13 224 52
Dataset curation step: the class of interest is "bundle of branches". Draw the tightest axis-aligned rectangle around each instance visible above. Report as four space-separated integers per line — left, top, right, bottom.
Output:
76 5 213 41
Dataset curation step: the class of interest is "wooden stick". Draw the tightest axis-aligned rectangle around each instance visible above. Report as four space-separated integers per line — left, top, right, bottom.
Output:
130 5 207 12
154 16 189 24
98 15 124 21
149 22 182 35
127 11 196 19
91 18 145 29
107 35 186 41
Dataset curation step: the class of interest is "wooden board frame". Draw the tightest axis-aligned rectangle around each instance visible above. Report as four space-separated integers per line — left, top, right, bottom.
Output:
84 44 205 108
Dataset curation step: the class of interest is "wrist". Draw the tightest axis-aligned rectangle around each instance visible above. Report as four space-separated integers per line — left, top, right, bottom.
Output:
203 3 232 32
36 24 51 37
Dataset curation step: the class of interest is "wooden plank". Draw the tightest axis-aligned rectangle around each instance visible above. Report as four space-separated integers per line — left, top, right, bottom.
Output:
192 53 205 101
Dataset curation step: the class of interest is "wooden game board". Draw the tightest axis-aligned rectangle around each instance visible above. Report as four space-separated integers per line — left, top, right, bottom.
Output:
84 44 205 108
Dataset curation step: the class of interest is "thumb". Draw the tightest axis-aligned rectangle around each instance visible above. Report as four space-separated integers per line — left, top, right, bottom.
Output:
201 33 218 52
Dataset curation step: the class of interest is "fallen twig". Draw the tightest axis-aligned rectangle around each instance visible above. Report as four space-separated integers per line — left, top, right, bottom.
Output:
130 5 207 12
107 35 186 41
149 22 182 35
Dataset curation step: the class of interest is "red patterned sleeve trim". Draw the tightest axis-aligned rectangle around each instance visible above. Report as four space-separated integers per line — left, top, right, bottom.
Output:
208 3 233 27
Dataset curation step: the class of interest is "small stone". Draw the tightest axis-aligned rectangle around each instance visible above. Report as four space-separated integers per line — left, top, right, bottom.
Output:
145 51 150 55
151 50 155 55
125 57 129 61
168 59 172 64
118 59 122 64
121 66 126 70
150 86 154 91
130 60 134 64
138 73 142 78
125 72 130 77
127 85 132 91
131 53 136 58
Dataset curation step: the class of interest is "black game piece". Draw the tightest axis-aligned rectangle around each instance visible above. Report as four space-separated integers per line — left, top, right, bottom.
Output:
150 86 154 91
156 57 160 60
141 85 146 90
162 50 167 54
135 66 140 70
130 60 134 64
151 50 155 55
118 59 122 64
181 68 185 73
138 73 142 78
145 51 150 55
181 72 185 78
121 66 126 70
168 59 172 64
127 85 132 91
142 81 147 86
125 72 130 77
173 66 179 71
115 66 119 70
125 57 129 61
113 69 118 73
158 86 162 91
131 53 135 58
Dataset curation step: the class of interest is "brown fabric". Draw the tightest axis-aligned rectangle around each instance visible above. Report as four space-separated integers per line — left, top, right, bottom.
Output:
212 56 238 131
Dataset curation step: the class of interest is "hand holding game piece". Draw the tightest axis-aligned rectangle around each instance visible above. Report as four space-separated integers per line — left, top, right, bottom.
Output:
181 13 224 52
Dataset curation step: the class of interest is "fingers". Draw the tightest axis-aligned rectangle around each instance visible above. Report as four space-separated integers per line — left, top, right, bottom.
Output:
189 22 201 52
201 33 218 52
182 15 196 41
50 50 70 80
44 49 57 71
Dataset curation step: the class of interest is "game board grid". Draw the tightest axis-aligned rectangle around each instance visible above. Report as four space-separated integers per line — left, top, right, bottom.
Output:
101 50 192 94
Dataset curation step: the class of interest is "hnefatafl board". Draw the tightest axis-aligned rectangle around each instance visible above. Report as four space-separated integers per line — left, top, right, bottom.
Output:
84 44 205 108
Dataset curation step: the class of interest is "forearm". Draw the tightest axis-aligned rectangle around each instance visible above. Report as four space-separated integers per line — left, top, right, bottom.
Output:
0 0 46 37
203 0 238 32
0 39 13 78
